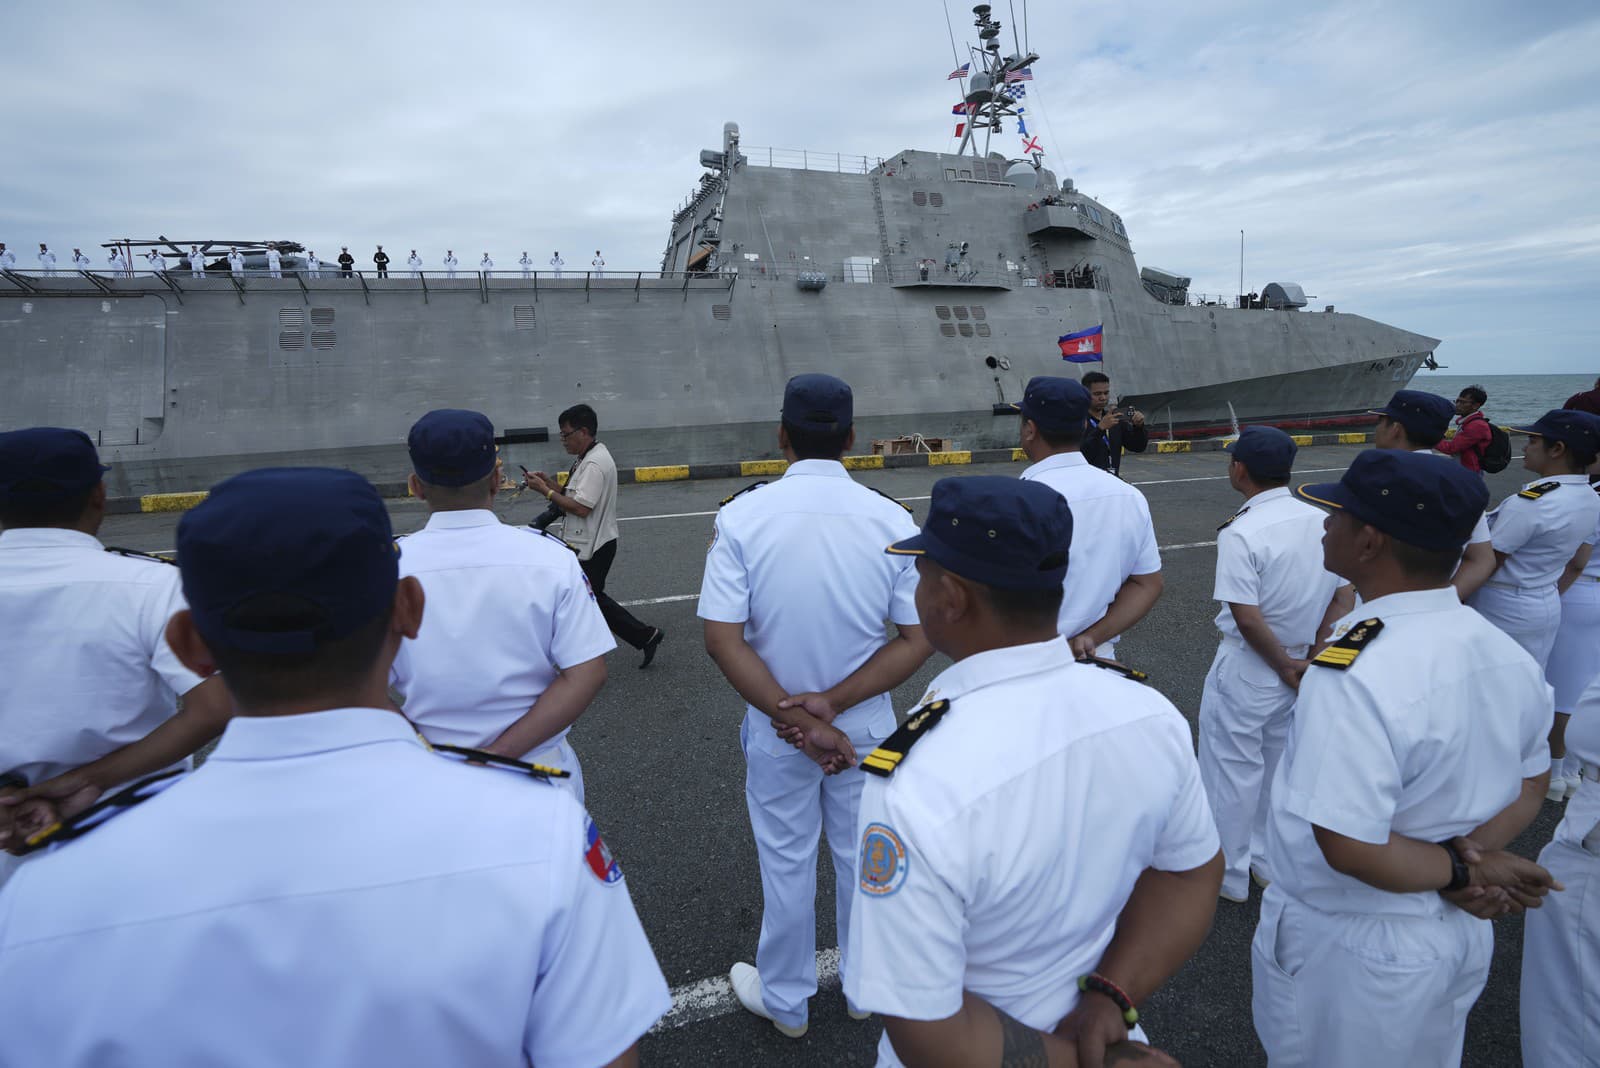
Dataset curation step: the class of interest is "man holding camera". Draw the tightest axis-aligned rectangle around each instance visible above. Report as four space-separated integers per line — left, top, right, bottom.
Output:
1081 371 1148 477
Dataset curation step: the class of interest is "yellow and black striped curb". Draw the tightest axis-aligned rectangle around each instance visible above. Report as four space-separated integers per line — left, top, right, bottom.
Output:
104 431 1375 515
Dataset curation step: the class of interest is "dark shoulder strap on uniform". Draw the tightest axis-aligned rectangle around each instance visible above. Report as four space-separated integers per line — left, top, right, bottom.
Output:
1310 618 1385 671
104 545 176 565
867 485 914 514
719 481 767 508
1082 656 1149 683
429 743 571 780
1216 505 1250 531
19 767 185 854
1518 481 1562 500
861 699 951 778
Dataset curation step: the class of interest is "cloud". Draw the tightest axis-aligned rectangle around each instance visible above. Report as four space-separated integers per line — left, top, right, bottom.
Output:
3 0 1596 372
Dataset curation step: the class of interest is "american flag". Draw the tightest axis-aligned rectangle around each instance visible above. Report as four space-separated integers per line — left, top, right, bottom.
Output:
947 62 970 80
1004 67 1034 83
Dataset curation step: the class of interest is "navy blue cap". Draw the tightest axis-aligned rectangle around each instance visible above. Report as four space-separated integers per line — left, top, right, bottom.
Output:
1012 376 1091 435
1509 409 1600 460
1370 390 1453 443
1224 426 1298 479
0 427 109 503
1296 450 1488 552
782 374 853 432
407 409 497 486
177 468 399 654
887 475 1072 590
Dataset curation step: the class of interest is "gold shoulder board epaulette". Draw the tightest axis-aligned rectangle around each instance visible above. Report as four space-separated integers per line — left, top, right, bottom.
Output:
1084 656 1149 683
430 742 571 780
861 699 950 778
1217 505 1250 532
19 767 185 855
1519 481 1562 500
104 545 176 565
867 485 914 514
720 481 767 508
1310 618 1385 671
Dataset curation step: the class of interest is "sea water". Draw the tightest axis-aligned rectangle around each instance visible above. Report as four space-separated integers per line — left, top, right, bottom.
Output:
1411 373 1595 427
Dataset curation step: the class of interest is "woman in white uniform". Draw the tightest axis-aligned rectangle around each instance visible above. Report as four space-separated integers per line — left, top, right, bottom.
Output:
1544 459 1600 800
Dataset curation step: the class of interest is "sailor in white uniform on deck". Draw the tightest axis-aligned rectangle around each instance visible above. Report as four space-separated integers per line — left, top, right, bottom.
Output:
107 248 125 275
264 247 281 278
71 248 92 270
700 373 932 1039
480 253 494 274
443 249 458 278
0 428 231 886
1200 426 1348 903
519 251 533 278
304 250 319 279
407 249 422 277
145 249 165 273
845 476 1220 1068
1522 669 1600 1068
0 466 670 1067
0 243 15 269
1252 449 1559 1068
389 409 615 801
188 245 205 277
591 250 605 277
37 244 56 273
549 251 564 277
1014 376 1163 660
226 247 244 278
1544 465 1600 800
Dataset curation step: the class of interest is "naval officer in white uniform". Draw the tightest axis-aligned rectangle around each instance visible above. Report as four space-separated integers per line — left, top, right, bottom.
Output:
264 246 281 278
0 466 670 1067
389 409 614 801
37 243 56 273
1544 463 1600 800
480 252 494 274
1522 668 1600 1068
699 373 932 1038
0 428 231 879
0 243 15 269
519 251 533 278
443 249 459 277
407 249 422 277
549 251 564 277
304 250 320 279
591 250 605 277
188 244 206 277
226 247 244 278
1200 426 1348 903
71 248 93 270
1252 449 1559 1068
845 476 1219 1068
1013 376 1163 660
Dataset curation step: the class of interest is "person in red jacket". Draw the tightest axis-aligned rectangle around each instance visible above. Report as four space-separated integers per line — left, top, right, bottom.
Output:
1563 376 1600 416
1436 384 1492 472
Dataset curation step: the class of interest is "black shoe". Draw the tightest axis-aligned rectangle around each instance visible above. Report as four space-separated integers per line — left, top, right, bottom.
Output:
640 628 664 669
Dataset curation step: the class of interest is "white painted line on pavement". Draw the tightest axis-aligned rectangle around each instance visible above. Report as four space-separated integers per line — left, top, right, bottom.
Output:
651 947 842 1034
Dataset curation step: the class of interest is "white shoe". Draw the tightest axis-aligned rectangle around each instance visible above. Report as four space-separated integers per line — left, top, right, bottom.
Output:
1548 776 1571 802
729 962 807 1038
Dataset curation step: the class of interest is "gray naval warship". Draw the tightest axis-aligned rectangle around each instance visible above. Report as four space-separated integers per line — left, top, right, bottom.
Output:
1 8 1436 495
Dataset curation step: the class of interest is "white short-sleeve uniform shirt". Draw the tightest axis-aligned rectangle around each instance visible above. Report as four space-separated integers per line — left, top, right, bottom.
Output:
1266 587 1551 917
845 639 1220 1067
0 529 202 788
697 460 920 752
1213 488 1342 651
389 511 615 762
1485 475 1600 587
0 708 670 1067
1019 451 1161 642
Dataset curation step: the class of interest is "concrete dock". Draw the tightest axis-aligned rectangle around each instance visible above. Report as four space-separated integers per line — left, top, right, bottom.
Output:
97 443 1555 1067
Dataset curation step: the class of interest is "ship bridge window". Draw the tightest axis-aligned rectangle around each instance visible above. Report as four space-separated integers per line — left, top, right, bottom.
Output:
1086 205 1104 225
945 168 957 180
1110 215 1127 237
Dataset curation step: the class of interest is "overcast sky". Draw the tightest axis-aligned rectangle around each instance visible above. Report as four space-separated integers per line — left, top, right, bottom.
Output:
4 0 1596 375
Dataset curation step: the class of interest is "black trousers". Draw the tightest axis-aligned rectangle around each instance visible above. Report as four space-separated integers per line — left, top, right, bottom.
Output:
580 539 655 650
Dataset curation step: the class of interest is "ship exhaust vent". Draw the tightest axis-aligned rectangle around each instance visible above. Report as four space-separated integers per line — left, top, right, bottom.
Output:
940 323 957 337
712 304 732 320
310 307 335 326
958 323 975 337
953 306 970 320
970 306 986 320
278 308 306 350
912 191 928 206
976 323 992 337
928 192 945 208
310 330 336 350
934 306 951 320
513 305 537 329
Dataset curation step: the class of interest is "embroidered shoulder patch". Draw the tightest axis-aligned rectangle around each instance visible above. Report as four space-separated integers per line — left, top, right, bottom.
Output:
584 815 624 885
1519 481 1562 500
859 822 909 897
1084 656 1149 683
430 743 572 780
1311 618 1385 670
20 768 185 854
862 699 950 778
868 485 914 514
1217 505 1250 532
104 545 176 565
719 480 767 508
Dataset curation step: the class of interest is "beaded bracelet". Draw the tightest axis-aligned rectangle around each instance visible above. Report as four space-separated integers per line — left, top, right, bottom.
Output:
1078 973 1139 1028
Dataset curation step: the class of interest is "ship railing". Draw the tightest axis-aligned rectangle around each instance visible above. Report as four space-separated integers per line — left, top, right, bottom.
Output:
741 146 885 174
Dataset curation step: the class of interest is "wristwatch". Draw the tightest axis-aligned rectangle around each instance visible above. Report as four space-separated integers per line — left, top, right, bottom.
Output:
1439 840 1471 892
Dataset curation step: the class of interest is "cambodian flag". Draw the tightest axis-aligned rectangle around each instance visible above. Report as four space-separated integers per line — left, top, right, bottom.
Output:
1059 325 1104 362
952 102 975 115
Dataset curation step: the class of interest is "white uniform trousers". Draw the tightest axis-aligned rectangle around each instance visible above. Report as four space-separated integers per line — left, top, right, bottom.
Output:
741 715 872 1029
1198 641 1295 898
1252 886 1492 1068
1547 579 1600 711
1469 582 1562 669
1521 773 1600 1068
525 735 584 804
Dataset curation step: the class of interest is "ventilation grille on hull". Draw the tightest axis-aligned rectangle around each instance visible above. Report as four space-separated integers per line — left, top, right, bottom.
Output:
939 323 957 337
712 304 732 320
513 305 537 329
278 307 306 350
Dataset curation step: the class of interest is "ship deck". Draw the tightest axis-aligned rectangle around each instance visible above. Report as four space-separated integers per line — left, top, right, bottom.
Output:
96 444 1549 1066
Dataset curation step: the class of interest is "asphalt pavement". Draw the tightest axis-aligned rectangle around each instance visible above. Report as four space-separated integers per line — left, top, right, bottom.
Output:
97 444 1557 1067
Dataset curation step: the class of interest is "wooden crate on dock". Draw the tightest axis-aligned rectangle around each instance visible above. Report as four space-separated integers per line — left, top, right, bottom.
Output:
871 436 949 455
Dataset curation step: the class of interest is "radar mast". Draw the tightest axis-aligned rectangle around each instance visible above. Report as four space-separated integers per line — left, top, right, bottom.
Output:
953 4 1039 162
